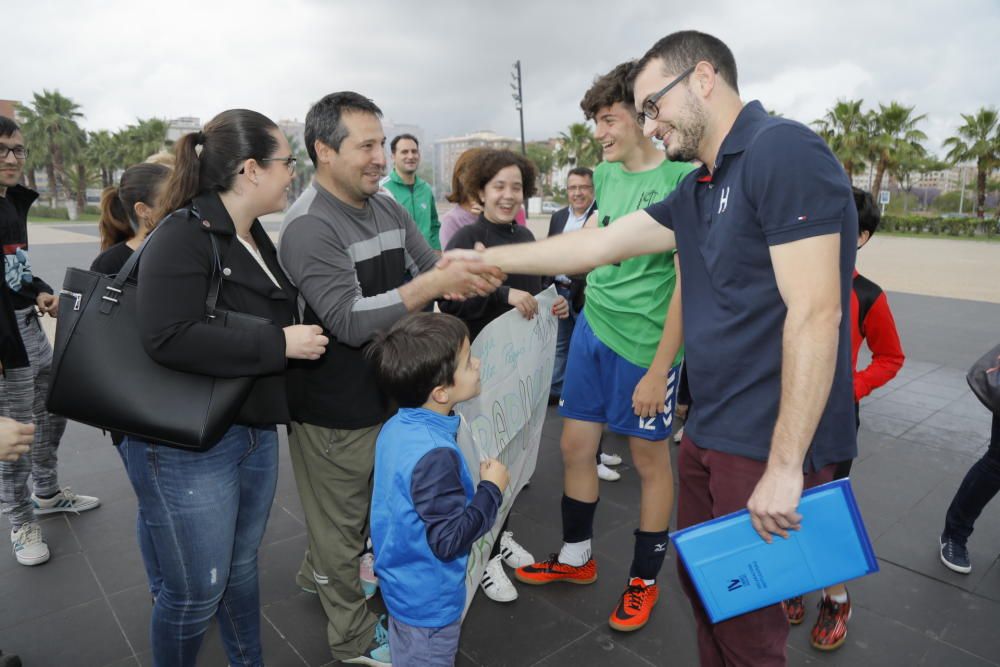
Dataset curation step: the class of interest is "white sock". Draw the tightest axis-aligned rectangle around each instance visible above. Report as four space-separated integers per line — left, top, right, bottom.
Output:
558 539 592 566
824 588 848 604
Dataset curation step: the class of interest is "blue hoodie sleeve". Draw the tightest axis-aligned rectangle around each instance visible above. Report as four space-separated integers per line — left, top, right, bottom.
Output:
411 447 503 561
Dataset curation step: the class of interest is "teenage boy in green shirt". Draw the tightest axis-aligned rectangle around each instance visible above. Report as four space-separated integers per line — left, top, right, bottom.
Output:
515 62 693 632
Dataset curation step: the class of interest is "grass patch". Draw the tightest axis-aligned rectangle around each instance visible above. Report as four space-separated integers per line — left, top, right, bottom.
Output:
879 230 1000 243
28 214 100 224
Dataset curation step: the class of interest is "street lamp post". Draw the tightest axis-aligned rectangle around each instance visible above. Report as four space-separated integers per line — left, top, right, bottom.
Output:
511 60 526 155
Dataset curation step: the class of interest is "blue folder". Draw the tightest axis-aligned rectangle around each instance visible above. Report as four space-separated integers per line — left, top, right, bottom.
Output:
670 479 878 623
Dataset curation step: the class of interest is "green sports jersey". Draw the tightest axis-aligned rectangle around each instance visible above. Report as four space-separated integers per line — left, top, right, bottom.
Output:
584 159 695 368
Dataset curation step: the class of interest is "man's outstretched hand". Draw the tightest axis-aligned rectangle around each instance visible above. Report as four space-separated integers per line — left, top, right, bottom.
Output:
437 243 505 300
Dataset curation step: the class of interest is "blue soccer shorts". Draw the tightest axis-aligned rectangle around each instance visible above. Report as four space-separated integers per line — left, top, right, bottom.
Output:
558 312 679 441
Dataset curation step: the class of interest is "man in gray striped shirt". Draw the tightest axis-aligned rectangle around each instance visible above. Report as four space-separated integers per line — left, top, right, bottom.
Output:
278 91 500 667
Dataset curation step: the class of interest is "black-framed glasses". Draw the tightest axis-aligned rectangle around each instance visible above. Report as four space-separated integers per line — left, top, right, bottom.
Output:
637 65 697 125
238 155 297 175
0 146 28 160
259 156 297 171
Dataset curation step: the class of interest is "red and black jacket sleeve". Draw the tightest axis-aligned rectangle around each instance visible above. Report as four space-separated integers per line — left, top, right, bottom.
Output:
853 273 905 401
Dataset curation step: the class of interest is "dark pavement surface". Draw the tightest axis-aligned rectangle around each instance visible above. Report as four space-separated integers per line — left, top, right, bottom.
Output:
1 235 998 666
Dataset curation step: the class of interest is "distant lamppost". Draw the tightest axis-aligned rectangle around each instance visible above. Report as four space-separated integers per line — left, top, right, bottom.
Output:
511 60 526 155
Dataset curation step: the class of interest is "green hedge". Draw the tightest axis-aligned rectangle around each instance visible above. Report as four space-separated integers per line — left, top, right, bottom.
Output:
881 215 996 237
84 205 101 216
29 205 70 220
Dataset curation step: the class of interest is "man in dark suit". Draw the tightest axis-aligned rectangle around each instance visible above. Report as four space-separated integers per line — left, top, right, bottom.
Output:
547 167 596 401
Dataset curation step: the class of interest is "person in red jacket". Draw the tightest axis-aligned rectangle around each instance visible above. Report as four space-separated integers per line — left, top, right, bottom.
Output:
784 186 904 651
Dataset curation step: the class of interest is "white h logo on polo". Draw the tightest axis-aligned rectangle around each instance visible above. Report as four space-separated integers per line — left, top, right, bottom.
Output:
718 186 730 214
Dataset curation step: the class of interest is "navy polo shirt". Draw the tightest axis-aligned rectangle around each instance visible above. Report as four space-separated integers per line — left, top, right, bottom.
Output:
645 101 857 471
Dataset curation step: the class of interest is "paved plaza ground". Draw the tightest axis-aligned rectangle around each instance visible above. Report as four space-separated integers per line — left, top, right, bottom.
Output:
0 224 998 665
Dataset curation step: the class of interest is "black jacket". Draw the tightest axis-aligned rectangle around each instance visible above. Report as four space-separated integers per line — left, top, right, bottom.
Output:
0 282 28 370
439 214 542 341
546 200 596 238
544 200 596 311
136 192 296 425
0 184 53 309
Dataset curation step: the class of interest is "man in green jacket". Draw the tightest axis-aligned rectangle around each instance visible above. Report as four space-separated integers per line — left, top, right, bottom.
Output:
382 134 441 251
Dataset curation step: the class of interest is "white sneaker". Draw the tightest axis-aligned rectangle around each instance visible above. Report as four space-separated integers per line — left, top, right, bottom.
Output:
11 522 49 566
600 452 622 466
499 531 534 568
597 463 621 482
481 554 517 602
673 425 685 444
32 487 100 515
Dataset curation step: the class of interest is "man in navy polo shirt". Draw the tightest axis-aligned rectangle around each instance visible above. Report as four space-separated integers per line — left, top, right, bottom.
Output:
444 30 856 666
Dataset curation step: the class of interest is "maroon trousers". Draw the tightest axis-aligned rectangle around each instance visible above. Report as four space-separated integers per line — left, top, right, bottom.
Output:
676 435 835 667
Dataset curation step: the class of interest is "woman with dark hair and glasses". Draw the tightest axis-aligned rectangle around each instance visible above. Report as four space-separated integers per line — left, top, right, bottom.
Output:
122 108 328 666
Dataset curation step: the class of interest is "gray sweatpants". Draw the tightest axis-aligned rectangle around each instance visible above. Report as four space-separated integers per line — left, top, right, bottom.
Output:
0 307 67 529
388 616 462 667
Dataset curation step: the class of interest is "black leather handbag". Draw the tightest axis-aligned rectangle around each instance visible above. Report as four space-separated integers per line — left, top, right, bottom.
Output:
47 212 271 451
967 342 1000 414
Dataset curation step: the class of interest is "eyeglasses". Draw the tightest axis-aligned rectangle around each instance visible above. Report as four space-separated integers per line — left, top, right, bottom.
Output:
0 146 28 160
636 65 697 125
259 156 297 172
239 155 297 175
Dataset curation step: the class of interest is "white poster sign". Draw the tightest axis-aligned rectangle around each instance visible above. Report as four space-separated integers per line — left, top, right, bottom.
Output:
456 286 558 616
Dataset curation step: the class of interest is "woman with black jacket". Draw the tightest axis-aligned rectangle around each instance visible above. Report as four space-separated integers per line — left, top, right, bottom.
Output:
124 109 328 667
440 149 569 606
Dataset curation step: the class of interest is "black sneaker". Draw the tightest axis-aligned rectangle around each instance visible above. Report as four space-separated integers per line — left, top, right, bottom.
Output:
940 534 972 574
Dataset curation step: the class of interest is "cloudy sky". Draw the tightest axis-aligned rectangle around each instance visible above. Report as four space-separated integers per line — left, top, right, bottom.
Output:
7 0 999 155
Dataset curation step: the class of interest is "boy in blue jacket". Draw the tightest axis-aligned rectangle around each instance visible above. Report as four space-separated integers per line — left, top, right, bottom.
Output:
369 312 509 667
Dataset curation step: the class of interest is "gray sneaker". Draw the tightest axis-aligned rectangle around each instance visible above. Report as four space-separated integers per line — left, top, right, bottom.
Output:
11 522 49 566
32 487 100 515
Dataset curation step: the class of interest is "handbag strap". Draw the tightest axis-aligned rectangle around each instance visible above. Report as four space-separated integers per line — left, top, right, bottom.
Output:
205 233 223 316
100 204 224 316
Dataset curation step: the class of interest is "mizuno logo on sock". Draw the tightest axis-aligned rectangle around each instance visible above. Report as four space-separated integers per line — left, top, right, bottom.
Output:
654 542 667 552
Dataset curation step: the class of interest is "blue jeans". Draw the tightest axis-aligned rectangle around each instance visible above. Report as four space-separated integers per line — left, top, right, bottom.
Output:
121 425 279 667
116 445 163 599
551 284 578 397
944 413 1000 545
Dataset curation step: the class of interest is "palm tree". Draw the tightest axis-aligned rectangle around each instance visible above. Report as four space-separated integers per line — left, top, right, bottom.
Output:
890 147 931 213
117 118 168 165
943 107 1000 219
526 142 555 196
812 99 870 181
868 102 927 202
555 123 601 169
87 130 120 188
67 126 93 213
15 90 85 207
18 118 46 192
